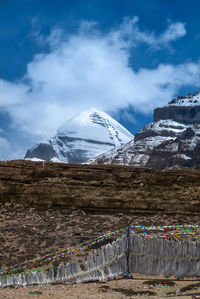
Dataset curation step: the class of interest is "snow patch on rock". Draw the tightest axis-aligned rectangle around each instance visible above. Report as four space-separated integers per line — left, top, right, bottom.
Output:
167 92 200 107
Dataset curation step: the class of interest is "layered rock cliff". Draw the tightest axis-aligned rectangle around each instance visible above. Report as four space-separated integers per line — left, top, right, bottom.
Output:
91 92 200 169
154 92 200 124
1 160 200 214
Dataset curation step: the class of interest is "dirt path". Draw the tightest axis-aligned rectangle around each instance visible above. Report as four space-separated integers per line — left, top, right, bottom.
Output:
1 276 200 299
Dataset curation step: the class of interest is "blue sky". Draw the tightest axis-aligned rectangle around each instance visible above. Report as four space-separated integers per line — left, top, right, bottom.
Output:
0 0 200 159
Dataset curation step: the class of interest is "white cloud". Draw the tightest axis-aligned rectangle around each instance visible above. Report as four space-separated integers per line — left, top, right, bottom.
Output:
0 137 10 160
129 62 200 112
109 17 186 49
0 80 28 107
159 22 186 44
0 17 199 154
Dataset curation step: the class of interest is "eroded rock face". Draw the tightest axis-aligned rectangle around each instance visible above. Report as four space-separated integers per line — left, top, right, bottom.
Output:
91 92 200 170
154 92 200 124
1 160 200 214
25 143 57 161
154 105 200 124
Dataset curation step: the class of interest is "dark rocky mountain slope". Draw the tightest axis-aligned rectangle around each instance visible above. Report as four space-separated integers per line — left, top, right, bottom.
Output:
90 92 200 170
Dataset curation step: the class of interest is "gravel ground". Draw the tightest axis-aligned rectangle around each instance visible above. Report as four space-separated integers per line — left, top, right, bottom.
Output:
1 276 200 298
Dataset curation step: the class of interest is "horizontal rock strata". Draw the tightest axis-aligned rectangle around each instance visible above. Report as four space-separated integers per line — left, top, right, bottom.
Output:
1 160 200 213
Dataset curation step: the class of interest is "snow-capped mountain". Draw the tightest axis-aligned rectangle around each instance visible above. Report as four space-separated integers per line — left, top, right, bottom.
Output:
90 92 200 170
25 109 133 163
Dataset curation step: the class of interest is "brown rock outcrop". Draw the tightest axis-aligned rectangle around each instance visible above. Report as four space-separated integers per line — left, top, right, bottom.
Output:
154 92 200 124
1 160 200 214
154 105 200 124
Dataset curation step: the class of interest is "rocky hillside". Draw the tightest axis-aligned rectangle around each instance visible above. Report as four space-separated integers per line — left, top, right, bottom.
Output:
91 92 200 169
1 160 200 214
1 160 200 268
25 109 133 163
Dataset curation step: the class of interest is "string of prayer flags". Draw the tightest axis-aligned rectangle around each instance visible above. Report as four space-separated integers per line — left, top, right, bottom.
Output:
1 224 199 277
0 227 124 276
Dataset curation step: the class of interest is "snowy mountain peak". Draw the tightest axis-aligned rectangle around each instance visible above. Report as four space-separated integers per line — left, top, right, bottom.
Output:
25 108 133 163
57 108 133 147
